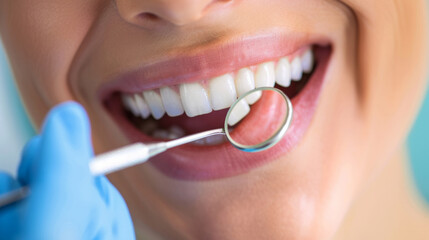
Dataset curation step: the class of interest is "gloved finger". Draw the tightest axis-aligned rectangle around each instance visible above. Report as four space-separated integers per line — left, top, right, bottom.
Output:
30 101 95 194
17 136 41 186
23 102 98 239
94 176 112 202
27 101 94 185
43 101 93 156
0 171 20 194
94 176 135 239
0 172 22 239
38 101 94 166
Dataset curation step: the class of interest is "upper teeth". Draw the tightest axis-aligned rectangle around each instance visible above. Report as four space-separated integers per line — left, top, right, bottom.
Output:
121 48 314 119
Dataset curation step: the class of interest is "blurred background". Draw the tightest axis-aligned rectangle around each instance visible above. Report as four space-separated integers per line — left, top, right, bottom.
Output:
0 41 428 206
0 44 35 174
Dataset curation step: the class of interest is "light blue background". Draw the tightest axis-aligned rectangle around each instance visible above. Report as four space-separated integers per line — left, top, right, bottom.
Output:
0 42 428 204
408 88 429 204
0 44 34 175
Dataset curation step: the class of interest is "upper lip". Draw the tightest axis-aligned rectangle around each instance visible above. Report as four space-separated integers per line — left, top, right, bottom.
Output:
98 30 329 101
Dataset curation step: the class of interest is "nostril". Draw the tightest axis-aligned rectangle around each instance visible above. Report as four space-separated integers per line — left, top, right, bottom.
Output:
130 12 165 29
138 12 160 22
116 0 235 28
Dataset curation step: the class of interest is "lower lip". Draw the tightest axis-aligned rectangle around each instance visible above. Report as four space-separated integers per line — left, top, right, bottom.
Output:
107 46 331 180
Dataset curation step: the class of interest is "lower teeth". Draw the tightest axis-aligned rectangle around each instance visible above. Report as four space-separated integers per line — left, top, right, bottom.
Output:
142 124 186 140
192 134 227 146
136 118 227 145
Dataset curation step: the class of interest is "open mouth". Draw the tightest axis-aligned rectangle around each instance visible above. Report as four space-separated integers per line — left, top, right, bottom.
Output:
119 47 313 144
102 35 332 180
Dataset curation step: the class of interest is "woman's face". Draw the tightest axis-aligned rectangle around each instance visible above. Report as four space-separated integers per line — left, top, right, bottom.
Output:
1 0 427 239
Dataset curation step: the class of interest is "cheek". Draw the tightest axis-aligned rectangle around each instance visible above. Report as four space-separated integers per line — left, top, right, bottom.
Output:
341 0 428 161
0 1 104 126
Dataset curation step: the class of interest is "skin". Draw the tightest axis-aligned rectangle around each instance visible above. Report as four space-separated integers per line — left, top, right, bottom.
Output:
0 0 427 239
334 149 429 240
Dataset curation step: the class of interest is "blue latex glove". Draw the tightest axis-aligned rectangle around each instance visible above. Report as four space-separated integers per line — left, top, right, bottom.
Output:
0 102 135 240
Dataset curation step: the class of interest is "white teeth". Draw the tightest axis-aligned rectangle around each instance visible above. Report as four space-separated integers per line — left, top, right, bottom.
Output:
291 57 303 81
152 129 170 139
160 87 184 117
193 135 226 146
134 94 151 118
275 57 292 87
209 73 237 110
205 135 226 145
168 125 185 139
143 90 165 120
121 94 140 117
246 90 262 105
122 49 314 120
301 49 314 73
151 125 186 140
255 61 276 88
228 99 250 126
235 68 260 104
246 91 262 105
180 83 212 117
235 68 255 96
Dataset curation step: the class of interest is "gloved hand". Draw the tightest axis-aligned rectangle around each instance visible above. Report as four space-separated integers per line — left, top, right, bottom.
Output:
0 102 135 240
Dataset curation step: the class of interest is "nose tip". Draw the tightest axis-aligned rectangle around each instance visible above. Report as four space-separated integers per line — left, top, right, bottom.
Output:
114 0 231 28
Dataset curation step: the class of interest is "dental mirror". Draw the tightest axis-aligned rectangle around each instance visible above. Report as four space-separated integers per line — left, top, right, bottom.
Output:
224 87 292 152
89 86 293 175
0 87 293 208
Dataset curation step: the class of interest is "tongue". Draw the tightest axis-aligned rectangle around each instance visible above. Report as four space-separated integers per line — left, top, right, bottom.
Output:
227 90 287 146
157 109 228 134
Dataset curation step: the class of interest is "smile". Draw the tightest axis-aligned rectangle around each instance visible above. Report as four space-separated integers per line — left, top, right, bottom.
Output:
101 33 332 180
121 47 312 119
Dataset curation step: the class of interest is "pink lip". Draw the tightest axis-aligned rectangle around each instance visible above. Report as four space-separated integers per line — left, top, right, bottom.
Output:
104 45 331 180
98 32 329 101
